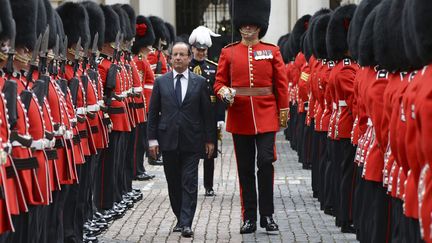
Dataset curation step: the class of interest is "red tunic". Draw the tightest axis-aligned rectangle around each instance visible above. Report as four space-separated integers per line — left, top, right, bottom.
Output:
214 41 289 135
129 59 146 124
147 50 168 76
98 57 131 132
134 55 155 114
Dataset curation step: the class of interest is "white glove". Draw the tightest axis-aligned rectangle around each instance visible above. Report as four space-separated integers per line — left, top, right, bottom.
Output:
217 121 225 129
217 86 236 105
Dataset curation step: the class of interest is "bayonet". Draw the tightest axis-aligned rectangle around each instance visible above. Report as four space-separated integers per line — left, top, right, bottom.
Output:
112 31 121 63
73 37 82 76
60 36 68 62
39 26 49 58
26 35 42 84
49 35 60 76
91 33 99 55
53 35 60 61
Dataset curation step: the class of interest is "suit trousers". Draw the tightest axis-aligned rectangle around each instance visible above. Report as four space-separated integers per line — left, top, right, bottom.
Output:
232 132 276 222
203 158 214 190
162 150 200 227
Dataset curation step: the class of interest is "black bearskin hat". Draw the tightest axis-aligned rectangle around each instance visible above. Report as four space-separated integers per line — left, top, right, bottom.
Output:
231 0 270 39
308 8 332 58
100 4 120 44
149 16 169 46
348 0 381 61
281 34 293 62
288 15 311 56
302 32 312 61
121 4 136 37
11 0 38 49
372 0 391 68
82 1 105 49
377 0 411 71
57 2 90 48
313 14 332 59
411 0 432 66
112 4 133 41
165 22 175 46
43 0 57 49
358 6 378 67
326 4 357 60
37 0 47 37
401 0 422 69
131 15 155 55
0 0 13 41
54 11 65 54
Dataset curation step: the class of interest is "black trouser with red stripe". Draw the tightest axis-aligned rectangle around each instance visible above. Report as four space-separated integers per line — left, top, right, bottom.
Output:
232 132 276 222
337 139 356 225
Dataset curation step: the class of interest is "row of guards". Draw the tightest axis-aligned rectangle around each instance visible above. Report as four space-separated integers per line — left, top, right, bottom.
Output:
0 0 174 242
279 0 432 242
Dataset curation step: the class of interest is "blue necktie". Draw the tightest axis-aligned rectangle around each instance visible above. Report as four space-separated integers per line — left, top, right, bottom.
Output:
175 74 183 105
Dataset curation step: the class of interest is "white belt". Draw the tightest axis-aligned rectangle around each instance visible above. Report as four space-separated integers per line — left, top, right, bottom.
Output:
31 139 46 150
132 87 143 93
87 104 100 112
44 138 56 149
332 102 337 110
53 125 66 136
64 130 73 140
97 100 105 106
339 100 347 107
115 92 127 98
144 84 154 90
76 107 87 115
150 64 157 70
367 118 373 126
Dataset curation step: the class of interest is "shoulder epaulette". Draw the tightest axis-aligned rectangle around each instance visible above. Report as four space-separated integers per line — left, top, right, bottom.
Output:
376 69 389 79
224 41 240 48
260 40 277 47
205 59 218 67
343 58 351 66
137 54 143 61
409 70 418 82
328 61 335 68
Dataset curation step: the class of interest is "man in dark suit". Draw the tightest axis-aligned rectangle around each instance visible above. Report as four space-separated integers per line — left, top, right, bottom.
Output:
147 42 215 238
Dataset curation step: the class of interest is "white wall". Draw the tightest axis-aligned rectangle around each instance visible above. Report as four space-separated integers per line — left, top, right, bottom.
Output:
298 0 329 18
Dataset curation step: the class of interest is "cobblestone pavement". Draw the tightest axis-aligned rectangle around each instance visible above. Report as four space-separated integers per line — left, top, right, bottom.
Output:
99 132 358 243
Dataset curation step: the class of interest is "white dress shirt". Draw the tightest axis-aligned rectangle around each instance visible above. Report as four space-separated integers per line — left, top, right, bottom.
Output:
149 69 189 148
173 69 189 102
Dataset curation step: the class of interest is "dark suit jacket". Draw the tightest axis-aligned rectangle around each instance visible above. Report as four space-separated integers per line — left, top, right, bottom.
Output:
147 71 215 153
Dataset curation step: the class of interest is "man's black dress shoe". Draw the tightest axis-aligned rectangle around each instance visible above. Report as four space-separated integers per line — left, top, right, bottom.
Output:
148 157 163 166
173 222 182 232
341 225 356 234
181 226 193 237
205 188 215 196
260 216 279 231
240 220 256 234
135 172 154 181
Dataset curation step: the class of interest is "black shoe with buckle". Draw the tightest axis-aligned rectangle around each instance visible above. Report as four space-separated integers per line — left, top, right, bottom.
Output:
240 220 256 234
260 216 279 232
205 188 215 197
148 157 163 166
181 226 193 237
173 222 182 232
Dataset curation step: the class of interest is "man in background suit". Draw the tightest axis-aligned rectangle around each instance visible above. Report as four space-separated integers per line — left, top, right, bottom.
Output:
147 42 215 238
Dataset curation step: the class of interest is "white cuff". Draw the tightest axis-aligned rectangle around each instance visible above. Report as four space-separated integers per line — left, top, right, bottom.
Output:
149 139 159 147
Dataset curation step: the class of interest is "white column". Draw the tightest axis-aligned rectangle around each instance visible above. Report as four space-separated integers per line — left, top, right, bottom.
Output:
133 0 176 27
264 0 290 44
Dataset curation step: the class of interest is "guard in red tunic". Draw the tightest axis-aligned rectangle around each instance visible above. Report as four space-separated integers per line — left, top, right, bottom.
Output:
131 15 157 180
214 0 288 234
